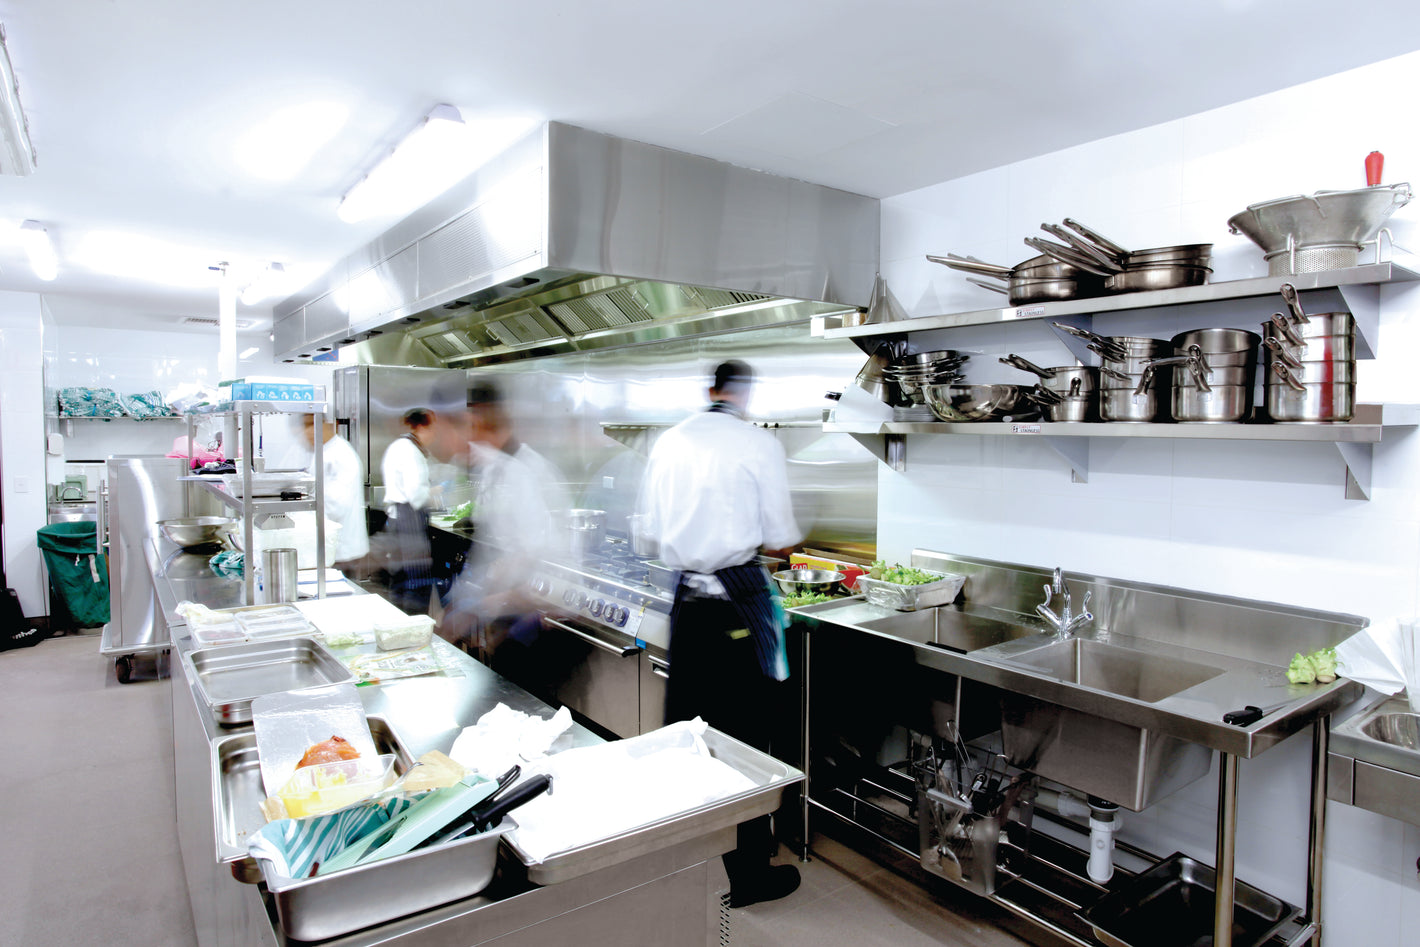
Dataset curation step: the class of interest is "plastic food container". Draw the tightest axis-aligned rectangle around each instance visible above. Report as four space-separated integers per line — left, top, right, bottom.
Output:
235 605 312 639
276 753 397 819
374 614 435 651
856 571 967 611
190 617 244 646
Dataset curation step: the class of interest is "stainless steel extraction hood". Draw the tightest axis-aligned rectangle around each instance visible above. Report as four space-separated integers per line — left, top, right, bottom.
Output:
273 121 879 366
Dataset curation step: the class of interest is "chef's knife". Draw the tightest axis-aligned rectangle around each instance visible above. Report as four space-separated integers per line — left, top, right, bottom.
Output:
416 765 522 849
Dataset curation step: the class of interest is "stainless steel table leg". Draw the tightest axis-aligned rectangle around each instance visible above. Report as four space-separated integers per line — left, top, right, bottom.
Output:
1215 752 1239 947
1306 715 1330 946
800 628 812 863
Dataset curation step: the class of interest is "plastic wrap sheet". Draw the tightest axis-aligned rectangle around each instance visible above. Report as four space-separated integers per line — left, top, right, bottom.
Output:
505 718 756 864
251 684 377 797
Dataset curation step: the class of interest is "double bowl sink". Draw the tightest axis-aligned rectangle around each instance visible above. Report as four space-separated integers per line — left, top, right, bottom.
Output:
813 603 1261 809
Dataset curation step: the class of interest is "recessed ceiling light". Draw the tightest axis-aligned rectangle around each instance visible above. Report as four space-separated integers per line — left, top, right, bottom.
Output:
338 106 537 223
235 102 349 182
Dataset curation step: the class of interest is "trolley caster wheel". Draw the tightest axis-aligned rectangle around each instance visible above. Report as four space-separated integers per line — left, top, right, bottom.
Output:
115 655 133 684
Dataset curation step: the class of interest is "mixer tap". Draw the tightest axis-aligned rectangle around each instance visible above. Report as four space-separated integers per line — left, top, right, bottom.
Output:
1036 567 1093 638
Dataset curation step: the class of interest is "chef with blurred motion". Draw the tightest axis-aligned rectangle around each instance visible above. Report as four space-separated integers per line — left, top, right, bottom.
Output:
379 408 434 613
428 377 566 665
637 359 803 908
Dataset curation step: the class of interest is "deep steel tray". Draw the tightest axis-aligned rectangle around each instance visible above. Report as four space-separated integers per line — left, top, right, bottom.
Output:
212 715 415 882
504 726 804 885
186 636 354 725
1081 851 1298 947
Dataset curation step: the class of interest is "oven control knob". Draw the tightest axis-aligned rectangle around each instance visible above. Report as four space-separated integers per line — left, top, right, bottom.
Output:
562 589 576 606
612 606 629 626
589 599 604 617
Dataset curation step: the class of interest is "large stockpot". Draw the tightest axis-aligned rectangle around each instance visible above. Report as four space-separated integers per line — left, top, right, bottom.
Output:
1173 384 1253 423
1171 327 1261 355
1266 377 1356 422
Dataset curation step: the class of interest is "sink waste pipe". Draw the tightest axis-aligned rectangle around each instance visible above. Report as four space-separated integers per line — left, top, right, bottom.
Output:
1036 788 1122 883
1087 797 1120 884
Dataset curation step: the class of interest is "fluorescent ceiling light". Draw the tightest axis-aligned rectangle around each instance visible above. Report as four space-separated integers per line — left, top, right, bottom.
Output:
338 106 537 223
235 102 348 181
240 261 291 305
72 230 221 287
238 346 260 360
20 220 56 280
0 27 36 175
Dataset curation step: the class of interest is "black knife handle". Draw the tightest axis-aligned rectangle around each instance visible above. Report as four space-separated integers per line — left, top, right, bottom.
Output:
472 775 553 834
1224 705 1263 726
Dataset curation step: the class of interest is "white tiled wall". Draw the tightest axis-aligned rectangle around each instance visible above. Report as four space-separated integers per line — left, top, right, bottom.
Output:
878 51 1420 944
0 292 48 616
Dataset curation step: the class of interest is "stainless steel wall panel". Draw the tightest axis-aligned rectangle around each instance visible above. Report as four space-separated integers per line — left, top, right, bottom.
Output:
303 292 349 351
273 310 305 357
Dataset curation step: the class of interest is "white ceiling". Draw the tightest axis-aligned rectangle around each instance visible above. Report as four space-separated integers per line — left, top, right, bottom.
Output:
1 0 1418 335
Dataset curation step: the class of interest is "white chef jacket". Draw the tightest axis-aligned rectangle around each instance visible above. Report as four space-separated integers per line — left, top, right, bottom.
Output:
639 409 800 575
468 441 567 557
381 434 430 511
287 434 369 563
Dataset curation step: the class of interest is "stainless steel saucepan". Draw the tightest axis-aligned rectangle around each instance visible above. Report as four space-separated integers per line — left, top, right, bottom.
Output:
998 354 1098 391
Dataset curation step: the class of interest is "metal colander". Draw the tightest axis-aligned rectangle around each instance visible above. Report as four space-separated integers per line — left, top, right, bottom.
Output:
1265 243 1361 276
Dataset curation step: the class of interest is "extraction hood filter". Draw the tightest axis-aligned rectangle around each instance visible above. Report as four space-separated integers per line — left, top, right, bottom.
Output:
276 122 879 366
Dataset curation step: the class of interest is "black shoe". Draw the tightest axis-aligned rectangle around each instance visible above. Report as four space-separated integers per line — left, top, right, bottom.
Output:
729 864 801 908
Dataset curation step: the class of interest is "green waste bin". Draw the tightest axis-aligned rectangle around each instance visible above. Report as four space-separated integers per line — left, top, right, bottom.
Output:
36 521 110 629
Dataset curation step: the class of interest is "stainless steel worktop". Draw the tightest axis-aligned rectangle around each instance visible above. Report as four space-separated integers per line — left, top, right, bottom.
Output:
796 596 1360 759
156 542 748 947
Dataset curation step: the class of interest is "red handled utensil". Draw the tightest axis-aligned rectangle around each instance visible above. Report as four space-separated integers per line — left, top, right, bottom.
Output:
1366 151 1385 186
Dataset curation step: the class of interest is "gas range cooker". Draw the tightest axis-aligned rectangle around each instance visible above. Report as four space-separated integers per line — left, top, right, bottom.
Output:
529 544 674 651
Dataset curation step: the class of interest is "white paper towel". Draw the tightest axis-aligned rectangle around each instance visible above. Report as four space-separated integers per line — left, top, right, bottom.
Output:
1335 617 1420 707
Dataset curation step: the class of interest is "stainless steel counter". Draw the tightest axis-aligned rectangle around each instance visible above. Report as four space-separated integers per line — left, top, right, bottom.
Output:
156 541 752 947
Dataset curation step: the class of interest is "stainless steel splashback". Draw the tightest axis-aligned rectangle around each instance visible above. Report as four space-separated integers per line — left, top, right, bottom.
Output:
274 122 878 366
465 325 878 557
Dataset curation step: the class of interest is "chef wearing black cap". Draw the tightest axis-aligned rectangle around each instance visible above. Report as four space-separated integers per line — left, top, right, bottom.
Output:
638 359 803 907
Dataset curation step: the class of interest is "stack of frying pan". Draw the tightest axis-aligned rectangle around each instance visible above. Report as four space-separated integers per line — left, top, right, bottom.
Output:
1025 219 1213 294
928 219 1213 304
882 350 970 406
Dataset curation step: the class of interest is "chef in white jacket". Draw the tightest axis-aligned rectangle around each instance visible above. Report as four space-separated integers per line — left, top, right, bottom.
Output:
298 412 369 570
637 359 802 908
379 408 434 612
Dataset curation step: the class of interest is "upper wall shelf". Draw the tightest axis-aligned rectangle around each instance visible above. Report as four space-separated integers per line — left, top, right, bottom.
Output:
818 262 1420 359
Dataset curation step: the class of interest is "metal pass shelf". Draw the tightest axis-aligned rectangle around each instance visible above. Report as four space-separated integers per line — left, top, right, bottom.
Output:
183 400 329 600
826 403 1420 500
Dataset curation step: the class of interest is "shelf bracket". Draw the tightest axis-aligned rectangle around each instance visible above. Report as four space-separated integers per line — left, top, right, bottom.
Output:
1041 435 1090 484
1046 315 1098 366
1336 283 1379 360
1335 441 1373 501
850 433 906 472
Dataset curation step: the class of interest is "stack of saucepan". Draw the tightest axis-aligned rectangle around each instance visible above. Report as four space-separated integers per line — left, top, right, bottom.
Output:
1262 283 1356 422
998 354 1099 421
1024 219 1213 294
1154 327 1262 422
1051 325 1175 421
925 252 1106 304
882 350 970 406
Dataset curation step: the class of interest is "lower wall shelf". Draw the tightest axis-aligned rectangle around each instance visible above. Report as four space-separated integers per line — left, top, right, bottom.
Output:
827 403 1420 499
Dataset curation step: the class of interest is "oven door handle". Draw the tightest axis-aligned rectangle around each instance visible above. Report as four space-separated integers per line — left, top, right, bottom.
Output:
648 656 670 680
543 615 639 657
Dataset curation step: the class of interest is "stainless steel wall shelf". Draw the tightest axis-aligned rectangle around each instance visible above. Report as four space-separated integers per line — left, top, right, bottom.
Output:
819 262 1419 362
827 404 1420 499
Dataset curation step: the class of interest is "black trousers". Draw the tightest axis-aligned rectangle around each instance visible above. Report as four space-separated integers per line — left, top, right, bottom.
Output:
665 593 781 884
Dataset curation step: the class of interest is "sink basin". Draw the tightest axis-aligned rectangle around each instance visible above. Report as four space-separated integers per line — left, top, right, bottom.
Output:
856 609 1041 653
1360 713 1420 750
1006 638 1226 703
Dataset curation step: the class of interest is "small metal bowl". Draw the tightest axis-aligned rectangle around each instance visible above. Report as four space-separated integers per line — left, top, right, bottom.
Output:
772 569 846 596
159 516 237 550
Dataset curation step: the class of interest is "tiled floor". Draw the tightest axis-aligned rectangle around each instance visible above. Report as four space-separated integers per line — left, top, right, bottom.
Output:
0 633 1033 947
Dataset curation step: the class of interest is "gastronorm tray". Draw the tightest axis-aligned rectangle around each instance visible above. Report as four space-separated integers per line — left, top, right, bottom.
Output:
503 726 804 885
212 715 414 882
855 571 967 611
1080 851 1298 947
260 815 516 941
186 637 354 725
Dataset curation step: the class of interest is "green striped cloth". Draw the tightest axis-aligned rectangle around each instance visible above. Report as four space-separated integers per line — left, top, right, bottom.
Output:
249 796 414 879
